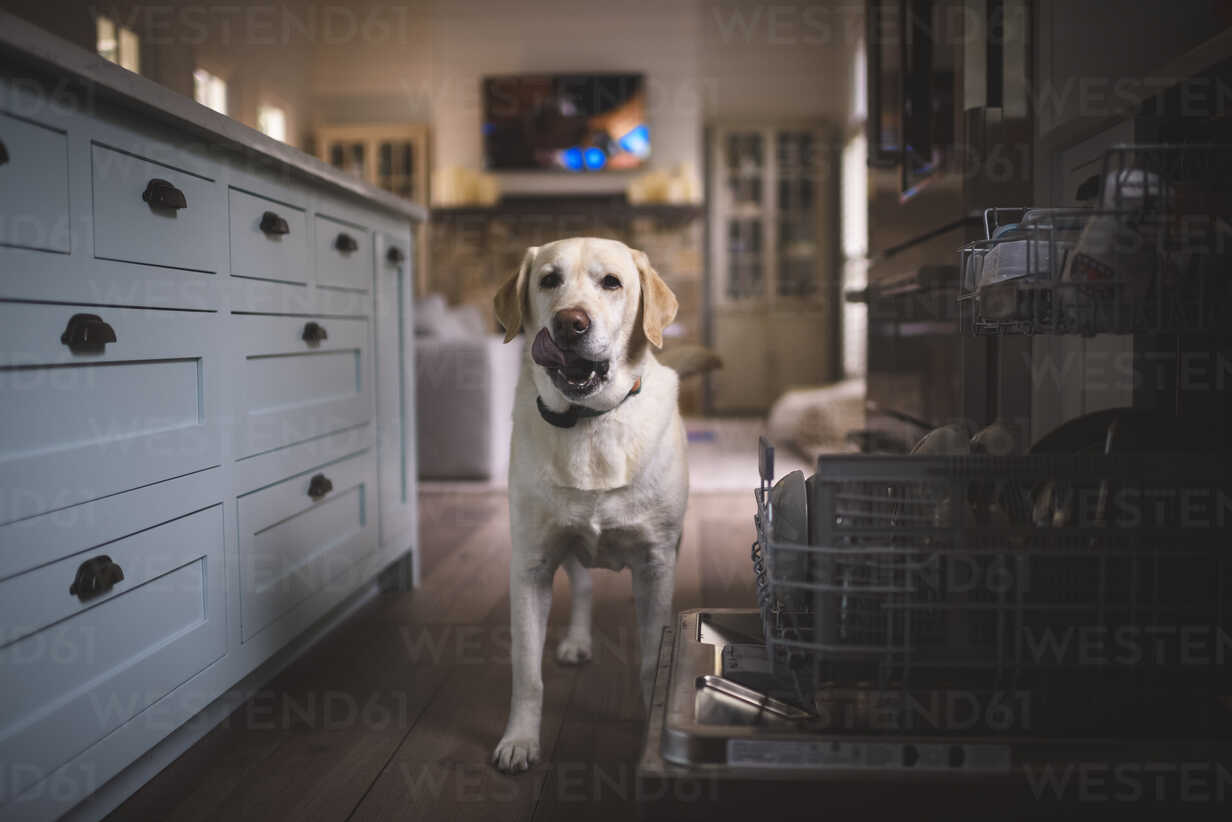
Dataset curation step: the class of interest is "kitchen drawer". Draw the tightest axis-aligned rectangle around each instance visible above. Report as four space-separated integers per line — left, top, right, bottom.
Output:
0 110 70 253
0 302 220 525
0 467 223 582
231 314 373 458
233 424 373 496
237 449 376 640
229 187 309 286
91 141 221 272
314 214 371 292
0 504 225 802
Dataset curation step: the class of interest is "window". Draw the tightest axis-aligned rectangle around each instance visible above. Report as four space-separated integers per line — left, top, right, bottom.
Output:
193 69 227 116
257 105 287 143
96 15 139 74
841 131 869 377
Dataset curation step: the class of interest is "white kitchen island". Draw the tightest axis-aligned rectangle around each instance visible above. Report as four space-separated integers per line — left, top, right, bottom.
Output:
0 11 425 821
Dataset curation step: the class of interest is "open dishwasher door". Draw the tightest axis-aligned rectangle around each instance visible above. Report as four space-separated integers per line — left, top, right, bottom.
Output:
637 609 1232 821
636 443 1231 819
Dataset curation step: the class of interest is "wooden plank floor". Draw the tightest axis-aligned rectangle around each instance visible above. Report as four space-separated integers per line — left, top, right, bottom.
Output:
106 489 758 822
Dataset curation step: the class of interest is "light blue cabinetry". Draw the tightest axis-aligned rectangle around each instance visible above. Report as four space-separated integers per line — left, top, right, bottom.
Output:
0 48 421 822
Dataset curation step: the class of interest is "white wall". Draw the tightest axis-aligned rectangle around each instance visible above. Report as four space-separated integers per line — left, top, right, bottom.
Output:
309 0 862 197
6 0 862 183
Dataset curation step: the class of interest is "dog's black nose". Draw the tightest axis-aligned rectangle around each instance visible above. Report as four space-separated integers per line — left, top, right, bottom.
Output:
552 308 590 343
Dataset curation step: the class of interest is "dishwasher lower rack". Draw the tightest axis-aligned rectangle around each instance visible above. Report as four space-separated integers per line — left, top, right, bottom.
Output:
752 446 1231 739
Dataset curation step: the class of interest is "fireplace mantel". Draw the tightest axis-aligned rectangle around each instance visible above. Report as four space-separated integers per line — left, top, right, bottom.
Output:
430 194 704 225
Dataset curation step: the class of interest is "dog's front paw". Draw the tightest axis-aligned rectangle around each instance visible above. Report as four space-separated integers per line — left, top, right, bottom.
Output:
491 735 540 774
555 632 592 665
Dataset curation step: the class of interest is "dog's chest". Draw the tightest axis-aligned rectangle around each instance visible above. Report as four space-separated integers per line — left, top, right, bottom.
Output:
538 412 644 492
541 493 664 571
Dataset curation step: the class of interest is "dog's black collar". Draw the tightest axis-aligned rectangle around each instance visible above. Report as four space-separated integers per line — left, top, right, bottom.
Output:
536 378 642 429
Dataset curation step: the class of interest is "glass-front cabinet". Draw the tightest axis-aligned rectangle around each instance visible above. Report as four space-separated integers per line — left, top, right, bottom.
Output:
708 124 835 412
317 124 429 205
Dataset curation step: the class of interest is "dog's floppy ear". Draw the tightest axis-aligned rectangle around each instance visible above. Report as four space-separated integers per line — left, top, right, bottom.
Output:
631 249 678 348
494 246 538 343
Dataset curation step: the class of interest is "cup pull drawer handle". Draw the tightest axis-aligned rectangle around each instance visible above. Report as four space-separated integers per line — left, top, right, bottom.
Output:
0 139 8 165
302 321 328 345
334 232 358 253
307 473 333 500
260 210 290 235
142 178 187 211
61 313 117 353
70 555 125 602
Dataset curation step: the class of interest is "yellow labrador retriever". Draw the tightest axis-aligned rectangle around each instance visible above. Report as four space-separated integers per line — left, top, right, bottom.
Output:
490 237 687 773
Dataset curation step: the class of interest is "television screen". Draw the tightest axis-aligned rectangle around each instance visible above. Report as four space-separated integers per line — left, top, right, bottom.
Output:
482 73 649 172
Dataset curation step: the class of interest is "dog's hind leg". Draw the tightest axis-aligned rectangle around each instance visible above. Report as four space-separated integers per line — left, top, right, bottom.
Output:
555 553 593 665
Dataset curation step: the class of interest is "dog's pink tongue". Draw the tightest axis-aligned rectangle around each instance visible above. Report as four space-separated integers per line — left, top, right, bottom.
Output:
531 328 568 369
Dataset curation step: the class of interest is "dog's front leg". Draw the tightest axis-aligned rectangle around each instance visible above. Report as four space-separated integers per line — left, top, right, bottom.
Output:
492 558 553 773
631 554 677 708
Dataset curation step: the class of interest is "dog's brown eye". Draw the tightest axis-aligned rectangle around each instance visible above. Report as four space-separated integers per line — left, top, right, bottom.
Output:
539 271 562 288
601 274 622 290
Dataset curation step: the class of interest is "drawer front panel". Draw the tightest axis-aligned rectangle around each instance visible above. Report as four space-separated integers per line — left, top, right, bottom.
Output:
0 358 198 457
0 505 225 799
0 467 222 582
246 349 358 411
0 303 219 525
232 314 372 458
0 111 70 253
238 450 376 640
314 215 371 292
233 424 372 496
227 274 371 317
228 188 309 286
91 142 220 272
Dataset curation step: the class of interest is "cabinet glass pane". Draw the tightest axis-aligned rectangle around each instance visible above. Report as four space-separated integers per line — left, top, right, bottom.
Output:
726 218 763 299
372 141 417 199
776 131 816 210
777 131 818 297
345 142 365 177
777 219 817 297
403 142 415 196
379 142 393 177
725 132 763 205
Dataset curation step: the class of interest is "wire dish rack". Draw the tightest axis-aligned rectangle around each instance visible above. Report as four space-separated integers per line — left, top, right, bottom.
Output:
958 144 1232 336
752 439 1231 737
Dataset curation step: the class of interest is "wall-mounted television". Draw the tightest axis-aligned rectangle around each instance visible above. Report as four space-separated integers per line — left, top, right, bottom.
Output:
482 73 649 172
